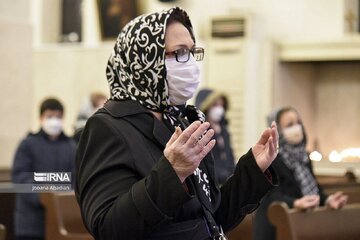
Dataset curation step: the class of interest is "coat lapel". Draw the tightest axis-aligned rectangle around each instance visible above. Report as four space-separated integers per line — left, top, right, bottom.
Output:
103 100 172 148
153 118 172 147
120 114 172 149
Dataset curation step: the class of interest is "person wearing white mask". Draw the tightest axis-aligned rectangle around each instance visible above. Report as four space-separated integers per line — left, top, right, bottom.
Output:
12 98 76 240
253 106 348 240
76 7 279 239
195 89 235 185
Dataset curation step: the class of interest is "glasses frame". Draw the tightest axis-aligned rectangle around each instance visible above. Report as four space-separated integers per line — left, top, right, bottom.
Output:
165 47 205 63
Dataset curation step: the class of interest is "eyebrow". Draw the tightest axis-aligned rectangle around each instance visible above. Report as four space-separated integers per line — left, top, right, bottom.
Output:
173 44 195 50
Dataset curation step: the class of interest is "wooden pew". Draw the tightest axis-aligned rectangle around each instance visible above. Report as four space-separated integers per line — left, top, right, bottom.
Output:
0 224 5 240
316 173 360 203
0 188 15 240
226 211 255 240
40 192 93 240
316 173 357 187
268 201 360 240
0 169 13 240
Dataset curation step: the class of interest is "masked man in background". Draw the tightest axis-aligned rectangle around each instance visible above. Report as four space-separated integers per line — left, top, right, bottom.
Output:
12 98 76 240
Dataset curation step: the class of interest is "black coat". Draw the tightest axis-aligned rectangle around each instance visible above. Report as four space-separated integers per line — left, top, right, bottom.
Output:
75 100 277 240
12 130 76 237
253 154 327 240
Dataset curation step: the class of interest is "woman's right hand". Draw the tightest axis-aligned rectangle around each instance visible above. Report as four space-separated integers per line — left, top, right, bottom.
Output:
293 195 320 210
164 121 216 183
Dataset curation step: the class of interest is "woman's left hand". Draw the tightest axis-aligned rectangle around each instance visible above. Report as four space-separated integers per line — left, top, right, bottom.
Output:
252 121 279 172
326 191 348 209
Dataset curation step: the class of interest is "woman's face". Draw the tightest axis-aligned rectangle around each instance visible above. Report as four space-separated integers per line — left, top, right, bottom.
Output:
279 110 301 131
164 21 200 106
279 109 305 145
165 22 194 54
208 97 225 123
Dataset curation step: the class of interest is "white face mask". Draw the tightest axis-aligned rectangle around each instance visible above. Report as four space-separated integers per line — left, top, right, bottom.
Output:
282 124 304 144
208 106 225 123
165 55 200 105
42 117 63 137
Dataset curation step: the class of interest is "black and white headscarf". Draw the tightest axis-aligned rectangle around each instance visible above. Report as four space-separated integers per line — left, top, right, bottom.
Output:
274 109 319 196
106 7 205 128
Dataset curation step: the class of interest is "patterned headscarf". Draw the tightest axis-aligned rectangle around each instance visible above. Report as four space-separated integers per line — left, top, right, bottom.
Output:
106 7 205 128
273 107 319 196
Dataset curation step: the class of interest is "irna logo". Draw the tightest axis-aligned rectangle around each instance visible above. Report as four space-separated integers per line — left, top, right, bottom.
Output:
33 172 71 182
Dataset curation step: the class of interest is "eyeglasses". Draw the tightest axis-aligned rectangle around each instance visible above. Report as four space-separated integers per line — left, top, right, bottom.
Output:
165 47 205 63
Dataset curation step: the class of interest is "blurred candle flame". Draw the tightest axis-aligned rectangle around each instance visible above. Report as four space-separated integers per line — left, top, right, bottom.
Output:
309 151 322 161
327 148 360 162
340 148 360 159
329 150 342 162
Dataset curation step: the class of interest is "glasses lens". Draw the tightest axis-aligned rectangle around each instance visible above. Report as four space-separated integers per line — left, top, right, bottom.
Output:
176 48 190 63
192 47 204 61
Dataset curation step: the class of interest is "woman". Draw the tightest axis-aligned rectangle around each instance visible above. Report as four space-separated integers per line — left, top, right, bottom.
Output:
253 106 348 240
195 89 235 185
76 7 279 240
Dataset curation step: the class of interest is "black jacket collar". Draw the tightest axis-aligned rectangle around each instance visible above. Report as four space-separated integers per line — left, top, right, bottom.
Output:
102 99 149 117
102 100 172 148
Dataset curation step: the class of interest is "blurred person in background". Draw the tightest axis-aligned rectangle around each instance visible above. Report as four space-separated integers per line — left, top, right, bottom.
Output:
253 106 348 240
74 92 107 142
12 98 76 240
195 89 235 185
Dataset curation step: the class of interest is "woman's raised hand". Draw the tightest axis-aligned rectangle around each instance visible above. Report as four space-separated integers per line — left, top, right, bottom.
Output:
164 121 216 183
252 121 279 172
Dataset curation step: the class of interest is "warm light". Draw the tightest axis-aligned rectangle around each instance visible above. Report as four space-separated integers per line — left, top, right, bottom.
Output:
329 150 342 162
309 151 322 161
340 148 360 159
327 148 360 162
